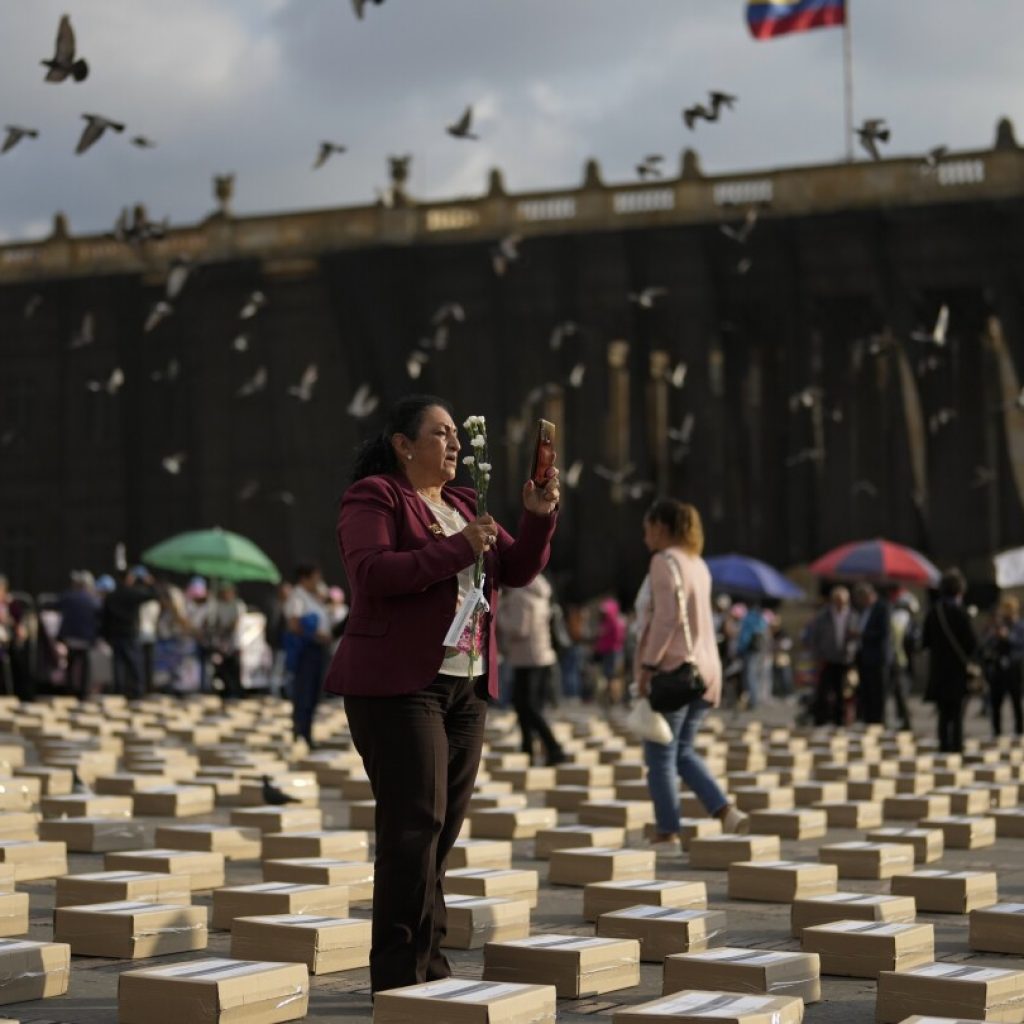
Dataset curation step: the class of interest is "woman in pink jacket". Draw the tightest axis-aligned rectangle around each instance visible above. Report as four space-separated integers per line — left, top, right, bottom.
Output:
635 499 747 840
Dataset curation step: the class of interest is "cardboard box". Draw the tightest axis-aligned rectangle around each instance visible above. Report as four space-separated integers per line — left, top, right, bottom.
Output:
890 870 999 913
0 938 70 1005
584 880 707 922
883 795 952 821
749 810 827 840
39 817 146 853
993 809 1024 838
933 788 991 816
876 963 1024 1024
372 977 556 1024
919 816 996 850
801 920 933 978
105 850 226 891
260 830 370 862
549 847 656 887
468 793 528 813
55 900 206 958
664 948 821 1003
118 957 309 1024
0 812 40 842
445 869 539 908
545 786 617 812
483 934 640 997
847 779 898 802
469 808 557 840
676 818 724 850
95 773 176 795
14 766 73 796
894 773 935 795
734 787 795 813
0 893 28 937
577 801 655 830
263 859 374 901
0 866 16 893
0 839 67 880
969 903 1024 955
212 882 350 931
0 778 38 811
556 764 614 787
814 801 884 829
56 870 192 908
612 990 804 1024
489 767 557 792
232 914 371 973
448 839 513 870
534 825 625 860
728 860 837 903
689 835 781 870
440 895 531 949
132 787 215 818
41 794 133 819
597 906 728 963
790 893 917 938
228 806 324 834
819 842 915 880
866 829 944 864
154 824 262 861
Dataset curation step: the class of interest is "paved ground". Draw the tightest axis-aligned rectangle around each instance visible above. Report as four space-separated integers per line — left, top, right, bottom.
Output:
11 696 1024 1023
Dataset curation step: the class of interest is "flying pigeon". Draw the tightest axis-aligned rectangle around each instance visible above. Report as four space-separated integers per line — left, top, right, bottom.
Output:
313 141 347 169
720 207 759 244
161 452 187 475
76 114 126 155
86 367 124 395
2 126 39 155
628 286 667 309
42 15 89 83
347 383 379 419
131 136 157 148
69 311 96 349
491 234 521 276
549 322 579 351
911 305 949 347
237 366 267 398
23 294 43 320
857 119 890 161
446 105 479 141
165 258 192 301
239 290 267 319
144 301 173 334
287 364 319 402
352 0 385 20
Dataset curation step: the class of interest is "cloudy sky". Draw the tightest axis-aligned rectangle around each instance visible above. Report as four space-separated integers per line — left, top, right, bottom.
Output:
1 0 1022 242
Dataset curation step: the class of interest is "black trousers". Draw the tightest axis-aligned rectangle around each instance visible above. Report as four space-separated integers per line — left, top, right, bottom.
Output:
512 666 563 764
345 675 486 993
857 661 885 724
291 644 324 742
887 664 911 730
989 669 1023 737
937 697 965 753
110 637 144 699
66 646 92 700
814 663 848 726
212 651 243 699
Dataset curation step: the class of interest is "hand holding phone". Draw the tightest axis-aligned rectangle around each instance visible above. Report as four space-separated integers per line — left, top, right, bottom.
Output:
530 419 556 486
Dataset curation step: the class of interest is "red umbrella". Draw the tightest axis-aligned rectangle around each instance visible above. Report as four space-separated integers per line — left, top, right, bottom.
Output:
809 538 940 586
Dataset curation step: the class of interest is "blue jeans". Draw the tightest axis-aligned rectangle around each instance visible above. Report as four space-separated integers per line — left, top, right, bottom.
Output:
291 644 325 743
644 699 727 833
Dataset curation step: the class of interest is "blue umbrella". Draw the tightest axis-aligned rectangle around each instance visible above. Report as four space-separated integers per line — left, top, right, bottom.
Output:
705 554 805 601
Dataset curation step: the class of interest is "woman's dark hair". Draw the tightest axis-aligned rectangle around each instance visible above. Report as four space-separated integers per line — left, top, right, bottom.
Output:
351 394 454 483
939 568 966 599
644 497 705 554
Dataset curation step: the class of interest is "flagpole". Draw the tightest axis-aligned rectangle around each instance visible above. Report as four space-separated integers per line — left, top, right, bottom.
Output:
843 0 854 161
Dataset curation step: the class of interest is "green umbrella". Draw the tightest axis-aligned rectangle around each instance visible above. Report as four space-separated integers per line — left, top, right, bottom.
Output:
141 527 281 584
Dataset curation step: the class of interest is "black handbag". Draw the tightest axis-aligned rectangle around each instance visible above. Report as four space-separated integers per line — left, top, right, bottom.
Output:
648 552 707 713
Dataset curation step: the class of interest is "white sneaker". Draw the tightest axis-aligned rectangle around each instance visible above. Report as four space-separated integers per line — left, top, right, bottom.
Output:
721 807 749 834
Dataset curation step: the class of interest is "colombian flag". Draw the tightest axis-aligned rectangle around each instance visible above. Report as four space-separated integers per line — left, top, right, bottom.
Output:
746 0 846 39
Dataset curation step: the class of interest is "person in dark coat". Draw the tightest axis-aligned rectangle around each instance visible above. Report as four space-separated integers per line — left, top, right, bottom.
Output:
852 583 891 725
922 569 978 753
101 568 158 699
57 571 101 699
981 595 1024 738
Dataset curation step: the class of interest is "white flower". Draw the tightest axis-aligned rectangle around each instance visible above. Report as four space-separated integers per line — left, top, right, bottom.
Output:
462 456 475 467
471 435 486 449
478 462 492 472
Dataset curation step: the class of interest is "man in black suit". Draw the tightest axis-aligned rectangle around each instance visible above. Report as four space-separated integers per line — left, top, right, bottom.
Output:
851 583 891 725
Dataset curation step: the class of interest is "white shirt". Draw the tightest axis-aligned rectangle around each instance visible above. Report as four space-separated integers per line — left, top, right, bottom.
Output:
284 586 330 636
419 493 485 679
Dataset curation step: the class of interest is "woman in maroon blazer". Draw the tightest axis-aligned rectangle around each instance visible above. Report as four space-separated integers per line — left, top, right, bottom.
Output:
324 394 559 994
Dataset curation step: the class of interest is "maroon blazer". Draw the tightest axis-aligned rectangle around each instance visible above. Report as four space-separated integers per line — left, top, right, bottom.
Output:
323 471 557 698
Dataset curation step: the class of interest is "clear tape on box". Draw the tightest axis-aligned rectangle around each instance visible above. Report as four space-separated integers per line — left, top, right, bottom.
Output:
132 923 206 940
882 992 1024 1015
274 986 307 1010
0 963 70 986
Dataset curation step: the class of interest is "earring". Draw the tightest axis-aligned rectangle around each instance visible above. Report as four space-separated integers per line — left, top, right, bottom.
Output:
406 455 413 460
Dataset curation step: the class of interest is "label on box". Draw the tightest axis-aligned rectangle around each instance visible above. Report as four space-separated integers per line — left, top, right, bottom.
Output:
988 904 1024 914
695 949 795 964
0 940 45 952
749 861 801 869
911 964 1013 980
510 936 611 950
234 883 318 893
145 959 267 979
414 979 525 1003
813 893 886 905
445 896 505 908
822 921 911 935
78 901 165 914
613 906 707 921
640 993 775 1016
612 881 673 890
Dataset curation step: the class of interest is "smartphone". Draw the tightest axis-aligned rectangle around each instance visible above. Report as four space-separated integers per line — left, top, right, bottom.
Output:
530 419 557 486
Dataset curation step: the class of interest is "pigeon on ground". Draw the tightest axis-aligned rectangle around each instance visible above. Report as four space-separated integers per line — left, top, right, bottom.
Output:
262 775 300 805
857 119 890 161
313 141 347 169
71 770 92 794
447 105 479 141
42 15 89 83
76 114 126 155
2 126 39 154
